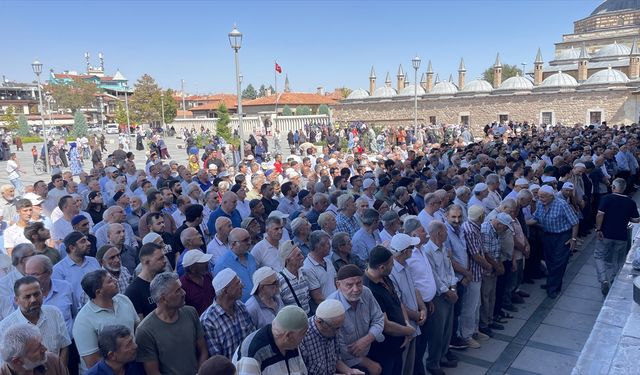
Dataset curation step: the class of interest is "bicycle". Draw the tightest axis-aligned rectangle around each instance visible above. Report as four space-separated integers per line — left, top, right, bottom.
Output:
33 159 46 175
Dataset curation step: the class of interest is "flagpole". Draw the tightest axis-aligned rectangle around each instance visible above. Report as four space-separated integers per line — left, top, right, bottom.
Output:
274 61 279 115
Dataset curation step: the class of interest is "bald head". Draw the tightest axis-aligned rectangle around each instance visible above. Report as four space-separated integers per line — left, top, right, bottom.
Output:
215 217 233 241
221 191 238 214
107 223 125 246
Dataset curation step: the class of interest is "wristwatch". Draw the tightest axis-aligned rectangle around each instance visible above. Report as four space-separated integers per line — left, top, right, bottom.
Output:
570 238 577 241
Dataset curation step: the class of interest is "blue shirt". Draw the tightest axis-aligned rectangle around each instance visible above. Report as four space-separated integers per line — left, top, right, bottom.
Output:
44 278 77 338
352 228 381 261
207 207 242 237
533 197 579 234
213 251 257 302
85 359 146 375
52 255 101 311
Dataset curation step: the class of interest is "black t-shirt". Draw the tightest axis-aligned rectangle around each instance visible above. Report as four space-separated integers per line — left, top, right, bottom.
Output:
363 274 405 356
125 276 156 317
599 193 639 241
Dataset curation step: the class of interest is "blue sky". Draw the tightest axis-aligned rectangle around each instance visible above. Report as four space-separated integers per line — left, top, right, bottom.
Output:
3 0 603 94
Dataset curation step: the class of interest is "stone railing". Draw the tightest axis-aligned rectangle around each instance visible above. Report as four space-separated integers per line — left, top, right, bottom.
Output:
169 114 330 137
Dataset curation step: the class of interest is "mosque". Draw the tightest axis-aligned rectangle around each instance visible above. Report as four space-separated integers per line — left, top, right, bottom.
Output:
333 0 640 131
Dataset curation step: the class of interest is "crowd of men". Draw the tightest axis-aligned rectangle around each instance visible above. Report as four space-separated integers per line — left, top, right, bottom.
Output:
0 120 639 375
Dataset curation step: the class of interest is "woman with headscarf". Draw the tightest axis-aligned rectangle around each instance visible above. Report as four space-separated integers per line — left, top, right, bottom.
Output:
136 131 145 151
58 139 69 167
68 142 83 176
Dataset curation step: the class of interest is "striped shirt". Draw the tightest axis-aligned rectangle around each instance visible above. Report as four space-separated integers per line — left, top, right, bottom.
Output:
462 220 484 282
0 305 71 356
481 221 501 262
277 268 311 315
533 197 579 233
200 300 255 358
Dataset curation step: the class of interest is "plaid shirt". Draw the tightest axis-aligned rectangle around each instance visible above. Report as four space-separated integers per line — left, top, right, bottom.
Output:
110 267 132 294
335 212 360 237
533 197 579 233
481 221 501 262
462 220 484 282
299 318 342 375
200 300 255 358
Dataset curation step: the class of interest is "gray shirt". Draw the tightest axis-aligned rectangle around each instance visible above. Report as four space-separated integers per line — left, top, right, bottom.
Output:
390 260 421 337
425 240 457 295
245 295 284 329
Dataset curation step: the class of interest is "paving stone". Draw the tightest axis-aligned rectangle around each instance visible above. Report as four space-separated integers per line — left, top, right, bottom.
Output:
571 272 601 288
620 310 640 339
562 283 605 302
597 306 631 328
530 323 591 351
609 336 640 375
572 323 622 374
442 360 488 375
578 263 597 276
543 309 598 332
554 296 603 315
511 347 577 375
461 337 509 363
500 317 527 337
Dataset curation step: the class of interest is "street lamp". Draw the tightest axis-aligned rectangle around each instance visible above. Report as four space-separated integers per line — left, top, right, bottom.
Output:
45 93 55 137
229 24 245 161
412 55 421 141
32 59 49 173
521 62 527 79
160 92 166 132
98 96 104 129
123 82 131 135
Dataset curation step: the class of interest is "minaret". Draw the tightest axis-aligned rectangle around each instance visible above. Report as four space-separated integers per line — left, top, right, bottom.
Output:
84 52 91 74
284 74 290 92
578 43 590 82
426 60 434 92
534 48 544 85
493 53 503 88
434 73 440 84
420 72 427 91
369 66 376 94
397 64 405 91
99 52 104 71
630 38 640 80
458 58 466 90
385 72 392 88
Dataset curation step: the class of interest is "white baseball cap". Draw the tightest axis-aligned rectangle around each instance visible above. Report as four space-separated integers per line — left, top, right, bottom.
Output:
250 266 277 295
182 250 212 268
389 233 420 253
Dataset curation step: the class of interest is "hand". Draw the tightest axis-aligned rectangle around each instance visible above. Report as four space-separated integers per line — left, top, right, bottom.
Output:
565 238 577 251
344 369 365 375
445 290 458 304
427 301 435 314
417 309 427 325
400 335 412 349
347 336 372 358
461 276 470 287
496 262 505 276
597 230 604 240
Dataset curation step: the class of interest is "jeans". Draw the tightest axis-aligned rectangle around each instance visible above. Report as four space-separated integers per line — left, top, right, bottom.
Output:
402 337 415 375
480 273 497 328
542 230 572 294
9 178 23 197
451 282 466 339
460 280 481 339
425 294 454 369
495 260 512 315
594 238 628 283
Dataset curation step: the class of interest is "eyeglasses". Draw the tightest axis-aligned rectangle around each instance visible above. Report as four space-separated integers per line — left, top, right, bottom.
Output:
262 281 279 287
318 318 342 331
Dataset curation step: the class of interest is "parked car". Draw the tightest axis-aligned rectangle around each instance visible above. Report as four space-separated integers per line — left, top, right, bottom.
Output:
105 124 119 134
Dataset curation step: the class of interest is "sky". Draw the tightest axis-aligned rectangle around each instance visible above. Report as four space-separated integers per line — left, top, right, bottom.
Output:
2 0 604 94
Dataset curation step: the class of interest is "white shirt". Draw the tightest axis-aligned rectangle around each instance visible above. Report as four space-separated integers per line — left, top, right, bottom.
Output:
51 217 73 245
251 238 284 272
0 305 71 356
206 235 230 264
418 210 436 232
406 243 437 302
379 229 394 243
3 223 29 250
172 209 186 227
6 160 19 180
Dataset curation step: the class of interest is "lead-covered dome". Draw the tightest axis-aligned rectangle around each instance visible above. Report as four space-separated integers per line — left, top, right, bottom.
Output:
593 42 631 58
398 84 426 96
495 75 534 91
371 86 397 98
346 89 370 100
591 0 640 15
462 79 493 93
429 81 458 95
555 47 581 61
583 67 630 85
540 71 578 88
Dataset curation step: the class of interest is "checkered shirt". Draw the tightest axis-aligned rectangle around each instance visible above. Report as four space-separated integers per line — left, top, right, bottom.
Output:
299 317 342 375
481 221 501 262
200 300 255 358
335 212 360 237
533 197 580 233
462 220 484 282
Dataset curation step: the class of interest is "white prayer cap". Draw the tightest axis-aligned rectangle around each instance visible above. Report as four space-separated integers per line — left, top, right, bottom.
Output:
539 185 555 195
515 178 529 186
212 268 237 293
316 299 345 320
529 184 541 191
142 232 161 244
562 182 575 190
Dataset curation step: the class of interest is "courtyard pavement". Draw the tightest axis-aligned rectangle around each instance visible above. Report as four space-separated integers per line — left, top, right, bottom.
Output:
0 134 621 374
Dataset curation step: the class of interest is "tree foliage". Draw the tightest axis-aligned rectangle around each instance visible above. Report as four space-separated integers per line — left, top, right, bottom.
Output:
48 79 98 112
482 64 522 84
258 84 267 97
295 105 312 116
281 105 293 116
129 74 162 125
317 104 330 116
161 89 178 124
215 103 232 142
242 84 258 99
337 87 352 99
17 114 30 136
1 105 19 131
70 111 88 138
115 102 128 126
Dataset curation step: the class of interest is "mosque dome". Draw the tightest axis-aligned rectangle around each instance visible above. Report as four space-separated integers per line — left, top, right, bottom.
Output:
371 86 397 98
591 0 640 15
346 88 370 100
429 81 458 95
556 47 581 61
398 84 426 96
594 42 631 58
583 67 630 85
495 75 534 91
540 71 578 88
462 79 493 93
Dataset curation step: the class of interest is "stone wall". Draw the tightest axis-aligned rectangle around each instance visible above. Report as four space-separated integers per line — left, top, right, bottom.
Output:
333 89 639 133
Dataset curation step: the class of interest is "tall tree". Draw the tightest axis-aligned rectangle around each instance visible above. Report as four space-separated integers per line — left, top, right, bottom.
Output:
269 85 275 95
482 64 522 84
115 102 128 126
1 105 19 132
161 89 179 124
70 111 88 137
129 74 161 125
17 114 29 136
216 103 232 142
282 105 293 116
48 79 99 112
338 87 352 99
242 84 258 99
258 84 267 97
317 104 330 116
295 105 312 116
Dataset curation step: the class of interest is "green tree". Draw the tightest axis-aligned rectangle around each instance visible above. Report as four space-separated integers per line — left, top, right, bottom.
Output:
115 102 128 126
48 79 99 112
317 104 330 116
129 74 161 125
269 85 275 94
337 87 352 99
482 64 522 84
215 103 232 142
17 114 29 136
258 84 267 97
70 111 88 137
282 105 293 116
1 105 19 132
296 105 312 116
242 84 258 99
162 89 179 124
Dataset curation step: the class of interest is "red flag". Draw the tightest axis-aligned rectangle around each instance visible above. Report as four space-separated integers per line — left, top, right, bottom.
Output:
275 62 282 74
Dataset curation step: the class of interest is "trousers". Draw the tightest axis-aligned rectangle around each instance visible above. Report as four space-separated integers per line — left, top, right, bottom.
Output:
425 294 454 369
542 230 572 294
460 280 481 339
480 273 497 328
594 238 628 283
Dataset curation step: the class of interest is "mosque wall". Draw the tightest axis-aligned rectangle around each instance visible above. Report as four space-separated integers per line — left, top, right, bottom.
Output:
333 89 639 133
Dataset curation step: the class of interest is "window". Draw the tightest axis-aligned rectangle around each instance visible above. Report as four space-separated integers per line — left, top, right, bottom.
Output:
429 116 436 125
460 115 469 125
589 111 602 125
499 114 509 123
541 112 553 125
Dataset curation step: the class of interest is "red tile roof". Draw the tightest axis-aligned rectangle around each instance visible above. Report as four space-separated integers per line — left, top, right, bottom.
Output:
189 95 240 111
243 92 337 106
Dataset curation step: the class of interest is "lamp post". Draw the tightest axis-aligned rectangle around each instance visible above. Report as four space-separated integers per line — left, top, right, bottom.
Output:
123 82 131 135
32 60 49 173
160 92 166 132
98 96 104 130
412 55 421 141
181 79 186 119
521 62 527 79
229 24 245 161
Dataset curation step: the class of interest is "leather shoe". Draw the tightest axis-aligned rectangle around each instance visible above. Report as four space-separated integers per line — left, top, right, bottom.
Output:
494 316 507 324
511 294 525 304
503 305 519 312
479 327 494 337
446 352 459 361
489 322 505 330
517 290 530 298
547 291 558 299
427 367 447 375
440 360 458 368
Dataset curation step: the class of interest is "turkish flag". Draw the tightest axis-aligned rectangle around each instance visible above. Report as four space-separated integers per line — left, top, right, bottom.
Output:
275 62 282 73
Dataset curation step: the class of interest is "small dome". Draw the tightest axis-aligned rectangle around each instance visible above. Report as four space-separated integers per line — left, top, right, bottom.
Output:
398 84 426 96
462 79 493 93
583 67 630 85
371 86 397 98
556 47 580 61
496 75 534 91
429 81 458 95
346 89 370 100
591 0 640 15
594 42 631 58
540 71 578 88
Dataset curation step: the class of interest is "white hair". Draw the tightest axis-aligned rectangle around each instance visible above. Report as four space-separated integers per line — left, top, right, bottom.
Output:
0 323 41 362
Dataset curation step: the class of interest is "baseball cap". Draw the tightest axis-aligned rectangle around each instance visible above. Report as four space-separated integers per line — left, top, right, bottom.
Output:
473 183 488 193
250 266 276 295
363 178 375 189
562 182 575 190
23 192 43 205
496 212 514 231
182 250 212 268
389 233 420 253
268 210 289 220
